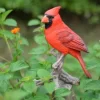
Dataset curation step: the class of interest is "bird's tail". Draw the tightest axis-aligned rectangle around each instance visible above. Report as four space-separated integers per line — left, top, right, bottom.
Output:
77 55 91 78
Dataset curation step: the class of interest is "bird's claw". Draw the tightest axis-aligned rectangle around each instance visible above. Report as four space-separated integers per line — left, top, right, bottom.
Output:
52 63 59 69
49 51 57 57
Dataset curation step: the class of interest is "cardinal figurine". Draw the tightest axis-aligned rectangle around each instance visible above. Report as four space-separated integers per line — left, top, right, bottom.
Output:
41 6 91 78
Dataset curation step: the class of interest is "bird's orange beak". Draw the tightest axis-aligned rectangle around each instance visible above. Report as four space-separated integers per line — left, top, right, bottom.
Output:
41 15 49 23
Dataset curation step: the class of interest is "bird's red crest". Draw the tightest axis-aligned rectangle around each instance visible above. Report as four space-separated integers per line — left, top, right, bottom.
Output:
45 6 61 16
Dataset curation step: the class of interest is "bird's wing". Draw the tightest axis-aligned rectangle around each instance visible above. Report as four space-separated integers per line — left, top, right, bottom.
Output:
56 29 88 52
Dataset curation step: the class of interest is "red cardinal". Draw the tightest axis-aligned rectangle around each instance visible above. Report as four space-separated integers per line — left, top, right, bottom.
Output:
41 6 91 78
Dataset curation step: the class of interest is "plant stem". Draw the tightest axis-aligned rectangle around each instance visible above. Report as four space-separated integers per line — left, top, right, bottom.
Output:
0 25 12 59
0 56 9 62
4 35 13 59
49 94 54 100
25 60 31 68
14 35 18 61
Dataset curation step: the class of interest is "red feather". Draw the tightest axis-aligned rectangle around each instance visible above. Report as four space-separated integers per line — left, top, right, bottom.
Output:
56 29 88 52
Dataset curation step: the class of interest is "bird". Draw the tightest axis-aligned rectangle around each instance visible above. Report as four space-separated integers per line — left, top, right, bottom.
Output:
41 6 91 78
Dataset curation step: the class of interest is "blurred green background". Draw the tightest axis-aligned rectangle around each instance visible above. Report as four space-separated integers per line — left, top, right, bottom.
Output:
0 0 100 57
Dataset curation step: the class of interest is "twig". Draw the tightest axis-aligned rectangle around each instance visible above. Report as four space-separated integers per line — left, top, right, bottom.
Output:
4 35 13 59
51 51 79 100
0 56 9 62
34 79 44 86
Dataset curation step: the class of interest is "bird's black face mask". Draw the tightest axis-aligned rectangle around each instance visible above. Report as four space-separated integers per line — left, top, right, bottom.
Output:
45 14 54 29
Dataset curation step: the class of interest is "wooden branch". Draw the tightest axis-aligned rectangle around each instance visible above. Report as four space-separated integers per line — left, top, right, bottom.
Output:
51 51 79 100
51 51 79 90
52 69 79 90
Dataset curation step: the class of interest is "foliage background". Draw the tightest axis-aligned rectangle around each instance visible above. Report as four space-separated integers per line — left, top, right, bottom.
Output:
0 0 100 22
0 0 100 100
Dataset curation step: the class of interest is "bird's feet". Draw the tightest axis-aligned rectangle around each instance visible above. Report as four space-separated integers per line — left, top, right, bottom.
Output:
49 48 57 57
52 62 59 69
52 61 63 69
52 54 65 69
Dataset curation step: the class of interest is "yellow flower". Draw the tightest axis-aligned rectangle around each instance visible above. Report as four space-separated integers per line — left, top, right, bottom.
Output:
11 27 20 34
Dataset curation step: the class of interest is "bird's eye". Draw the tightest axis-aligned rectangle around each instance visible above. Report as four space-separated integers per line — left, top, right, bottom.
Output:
45 14 54 19
48 16 54 19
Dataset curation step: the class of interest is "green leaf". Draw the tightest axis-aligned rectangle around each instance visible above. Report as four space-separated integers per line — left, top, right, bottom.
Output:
33 26 44 32
89 16 99 24
0 80 9 93
0 73 12 80
93 43 100 51
34 34 47 45
0 74 12 93
10 60 29 72
21 76 33 82
55 88 71 97
0 63 10 74
25 69 36 78
37 15 43 20
0 30 14 40
56 97 65 100
23 81 37 93
20 37 29 45
25 97 34 100
37 86 47 95
29 62 42 71
81 91 97 100
79 79 92 90
33 94 49 100
46 55 56 64
1 10 12 23
28 19 40 26
84 80 100 91
4 89 28 100
0 8 5 13
4 18 17 26
44 82 55 94
40 60 51 69
29 45 48 55
37 69 52 81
